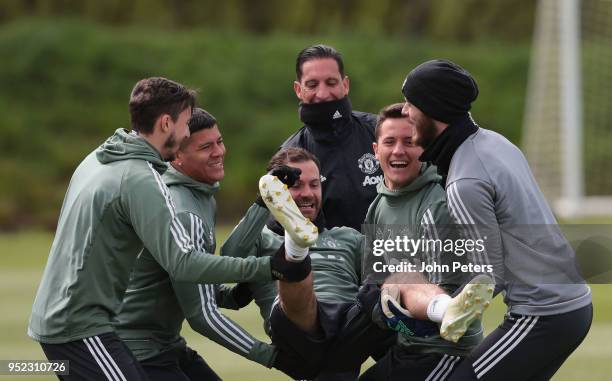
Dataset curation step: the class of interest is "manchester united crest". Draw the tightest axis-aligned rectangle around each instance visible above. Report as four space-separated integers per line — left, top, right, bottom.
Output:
358 153 380 175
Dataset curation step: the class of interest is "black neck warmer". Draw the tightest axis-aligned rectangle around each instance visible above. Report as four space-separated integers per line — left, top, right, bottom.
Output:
266 211 327 236
299 96 352 131
419 115 479 186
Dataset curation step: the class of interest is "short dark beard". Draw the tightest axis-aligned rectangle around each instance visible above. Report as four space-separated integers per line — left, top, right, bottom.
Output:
162 133 177 161
415 117 438 149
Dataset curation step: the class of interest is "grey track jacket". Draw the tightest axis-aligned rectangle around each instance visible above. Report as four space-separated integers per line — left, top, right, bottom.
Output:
446 127 591 316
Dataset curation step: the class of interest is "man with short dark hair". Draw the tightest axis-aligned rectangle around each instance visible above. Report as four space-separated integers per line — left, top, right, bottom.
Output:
400 60 593 381
282 44 383 231
360 103 487 381
29 78 310 380
115 108 282 380
223 147 394 380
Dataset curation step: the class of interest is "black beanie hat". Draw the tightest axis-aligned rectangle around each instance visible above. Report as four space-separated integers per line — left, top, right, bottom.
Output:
401 59 479 124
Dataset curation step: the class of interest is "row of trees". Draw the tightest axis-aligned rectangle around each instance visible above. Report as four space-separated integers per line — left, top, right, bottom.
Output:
0 20 530 230
1 0 536 41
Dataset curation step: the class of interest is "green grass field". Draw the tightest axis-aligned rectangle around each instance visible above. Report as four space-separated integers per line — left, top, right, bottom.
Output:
1 230 611 380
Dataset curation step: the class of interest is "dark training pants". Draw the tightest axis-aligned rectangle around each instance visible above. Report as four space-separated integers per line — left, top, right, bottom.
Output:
41 332 149 381
269 284 397 379
447 303 593 381
140 345 221 381
359 347 463 381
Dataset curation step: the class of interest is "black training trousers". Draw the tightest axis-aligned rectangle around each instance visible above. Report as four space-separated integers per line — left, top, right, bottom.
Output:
140 345 221 381
41 332 149 381
447 304 593 381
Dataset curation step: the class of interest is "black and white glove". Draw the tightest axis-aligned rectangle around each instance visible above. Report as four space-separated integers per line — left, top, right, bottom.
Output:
255 165 302 208
269 165 302 188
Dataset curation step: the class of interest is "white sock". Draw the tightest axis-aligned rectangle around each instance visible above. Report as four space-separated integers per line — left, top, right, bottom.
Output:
427 294 452 323
284 232 309 262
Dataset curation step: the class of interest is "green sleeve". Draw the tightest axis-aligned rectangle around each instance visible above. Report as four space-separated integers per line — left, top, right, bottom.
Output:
221 205 281 335
171 279 277 367
121 165 272 284
221 203 270 258
361 203 382 284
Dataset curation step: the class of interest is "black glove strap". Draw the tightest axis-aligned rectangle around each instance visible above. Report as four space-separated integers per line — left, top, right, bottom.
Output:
270 244 311 282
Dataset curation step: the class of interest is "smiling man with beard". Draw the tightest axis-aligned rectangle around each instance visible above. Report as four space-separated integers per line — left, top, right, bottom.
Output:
221 147 396 380
400 59 593 381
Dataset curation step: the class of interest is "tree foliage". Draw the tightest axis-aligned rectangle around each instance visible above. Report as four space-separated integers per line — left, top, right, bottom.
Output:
0 20 529 229
0 0 536 41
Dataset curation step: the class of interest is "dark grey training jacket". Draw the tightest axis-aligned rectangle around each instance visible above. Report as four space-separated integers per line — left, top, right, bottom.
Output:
446 127 591 316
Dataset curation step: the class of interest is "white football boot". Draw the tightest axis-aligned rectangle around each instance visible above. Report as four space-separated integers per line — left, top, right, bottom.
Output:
258 174 318 247
440 274 495 343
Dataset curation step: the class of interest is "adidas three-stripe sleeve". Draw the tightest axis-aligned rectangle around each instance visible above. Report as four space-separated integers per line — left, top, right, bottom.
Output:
446 179 502 292
122 163 272 284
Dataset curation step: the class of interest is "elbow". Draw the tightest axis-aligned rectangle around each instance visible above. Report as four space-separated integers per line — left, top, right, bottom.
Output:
185 315 212 337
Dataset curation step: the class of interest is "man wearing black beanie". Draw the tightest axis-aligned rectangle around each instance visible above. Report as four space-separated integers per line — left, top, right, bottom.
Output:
399 59 592 381
401 59 480 185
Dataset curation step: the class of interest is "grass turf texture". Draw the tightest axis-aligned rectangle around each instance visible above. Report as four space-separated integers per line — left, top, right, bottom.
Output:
1 230 611 380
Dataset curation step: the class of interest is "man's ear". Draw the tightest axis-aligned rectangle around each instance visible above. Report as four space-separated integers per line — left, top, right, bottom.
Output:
173 149 185 167
343 75 350 95
372 142 379 160
158 114 171 133
293 81 302 99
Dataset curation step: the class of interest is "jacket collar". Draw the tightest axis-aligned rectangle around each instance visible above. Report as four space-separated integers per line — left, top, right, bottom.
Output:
419 114 479 186
377 163 441 197
299 96 354 142
163 165 220 196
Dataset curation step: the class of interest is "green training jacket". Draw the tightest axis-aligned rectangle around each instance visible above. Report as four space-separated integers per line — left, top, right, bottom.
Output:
364 163 482 356
115 166 276 366
29 129 272 344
